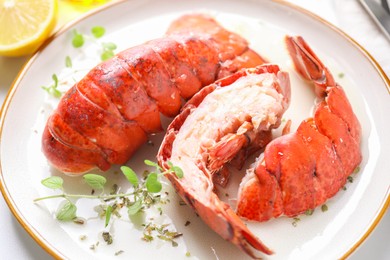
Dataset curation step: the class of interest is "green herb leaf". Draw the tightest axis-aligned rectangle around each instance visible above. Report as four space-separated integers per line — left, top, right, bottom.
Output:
121 166 139 187
101 50 114 61
144 160 159 167
72 30 84 48
105 205 112 227
65 56 72 68
146 172 162 193
56 201 77 221
127 199 142 216
166 161 183 178
171 166 183 178
91 26 105 38
83 174 106 190
41 176 63 190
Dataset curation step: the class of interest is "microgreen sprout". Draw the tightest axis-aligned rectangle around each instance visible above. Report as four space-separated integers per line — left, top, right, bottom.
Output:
41 74 62 98
41 26 117 98
71 26 117 61
91 26 105 38
72 29 85 48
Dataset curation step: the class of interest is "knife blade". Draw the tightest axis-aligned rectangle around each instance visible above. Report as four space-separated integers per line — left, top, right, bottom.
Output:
381 0 390 13
360 0 390 41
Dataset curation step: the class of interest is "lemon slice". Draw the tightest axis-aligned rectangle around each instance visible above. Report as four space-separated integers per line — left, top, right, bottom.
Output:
0 0 57 57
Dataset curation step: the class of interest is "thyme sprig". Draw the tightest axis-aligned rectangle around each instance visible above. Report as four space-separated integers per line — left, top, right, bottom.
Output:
34 160 183 224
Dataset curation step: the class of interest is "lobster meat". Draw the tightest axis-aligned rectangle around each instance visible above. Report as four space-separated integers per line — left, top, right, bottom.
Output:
236 36 362 221
41 14 266 174
157 64 291 258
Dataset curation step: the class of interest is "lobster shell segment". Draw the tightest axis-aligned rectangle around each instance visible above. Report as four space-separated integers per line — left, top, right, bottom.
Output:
157 64 291 258
42 14 267 174
236 36 362 222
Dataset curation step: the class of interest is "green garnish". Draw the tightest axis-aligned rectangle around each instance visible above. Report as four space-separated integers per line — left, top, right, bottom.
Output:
292 217 300 227
121 166 139 187
34 161 184 245
102 231 113 245
101 42 117 61
321 204 328 212
142 223 183 246
91 26 105 38
115 250 124 256
56 200 77 221
304 209 314 216
41 74 62 98
83 173 107 190
41 175 63 190
146 173 162 193
105 205 113 228
72 26 117 61
65 55 72 68
72 29 85 48
41 26 117 98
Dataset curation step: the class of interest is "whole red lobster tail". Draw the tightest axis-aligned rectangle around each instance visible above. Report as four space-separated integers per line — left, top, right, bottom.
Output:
236 35 362 221
42 14 266 174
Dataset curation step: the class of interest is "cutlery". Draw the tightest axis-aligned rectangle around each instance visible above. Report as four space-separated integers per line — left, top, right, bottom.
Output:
381 0 390 13
360 0 390 41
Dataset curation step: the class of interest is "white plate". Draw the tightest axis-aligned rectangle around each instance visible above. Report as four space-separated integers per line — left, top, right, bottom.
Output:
1 0 389 259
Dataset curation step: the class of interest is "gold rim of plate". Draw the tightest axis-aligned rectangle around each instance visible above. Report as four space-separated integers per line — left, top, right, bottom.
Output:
0 0 389 259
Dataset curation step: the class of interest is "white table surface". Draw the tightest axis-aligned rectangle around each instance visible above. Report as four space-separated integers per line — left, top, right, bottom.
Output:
0 0 389 259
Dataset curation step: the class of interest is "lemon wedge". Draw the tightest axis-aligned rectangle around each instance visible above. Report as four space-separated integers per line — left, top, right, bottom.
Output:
0 0 58 57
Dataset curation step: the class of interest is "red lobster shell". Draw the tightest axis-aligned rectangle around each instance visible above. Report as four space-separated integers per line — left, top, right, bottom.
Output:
41 14 266 173
236 36 362 221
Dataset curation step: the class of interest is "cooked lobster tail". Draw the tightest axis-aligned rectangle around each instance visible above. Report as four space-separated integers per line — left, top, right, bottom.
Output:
236 35 362 222
158 64 291 258
42 14 267 174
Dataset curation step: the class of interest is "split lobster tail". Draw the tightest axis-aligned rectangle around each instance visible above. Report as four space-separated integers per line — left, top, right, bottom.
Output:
158 64 292 258
236 35 362 222
41 14 267 174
